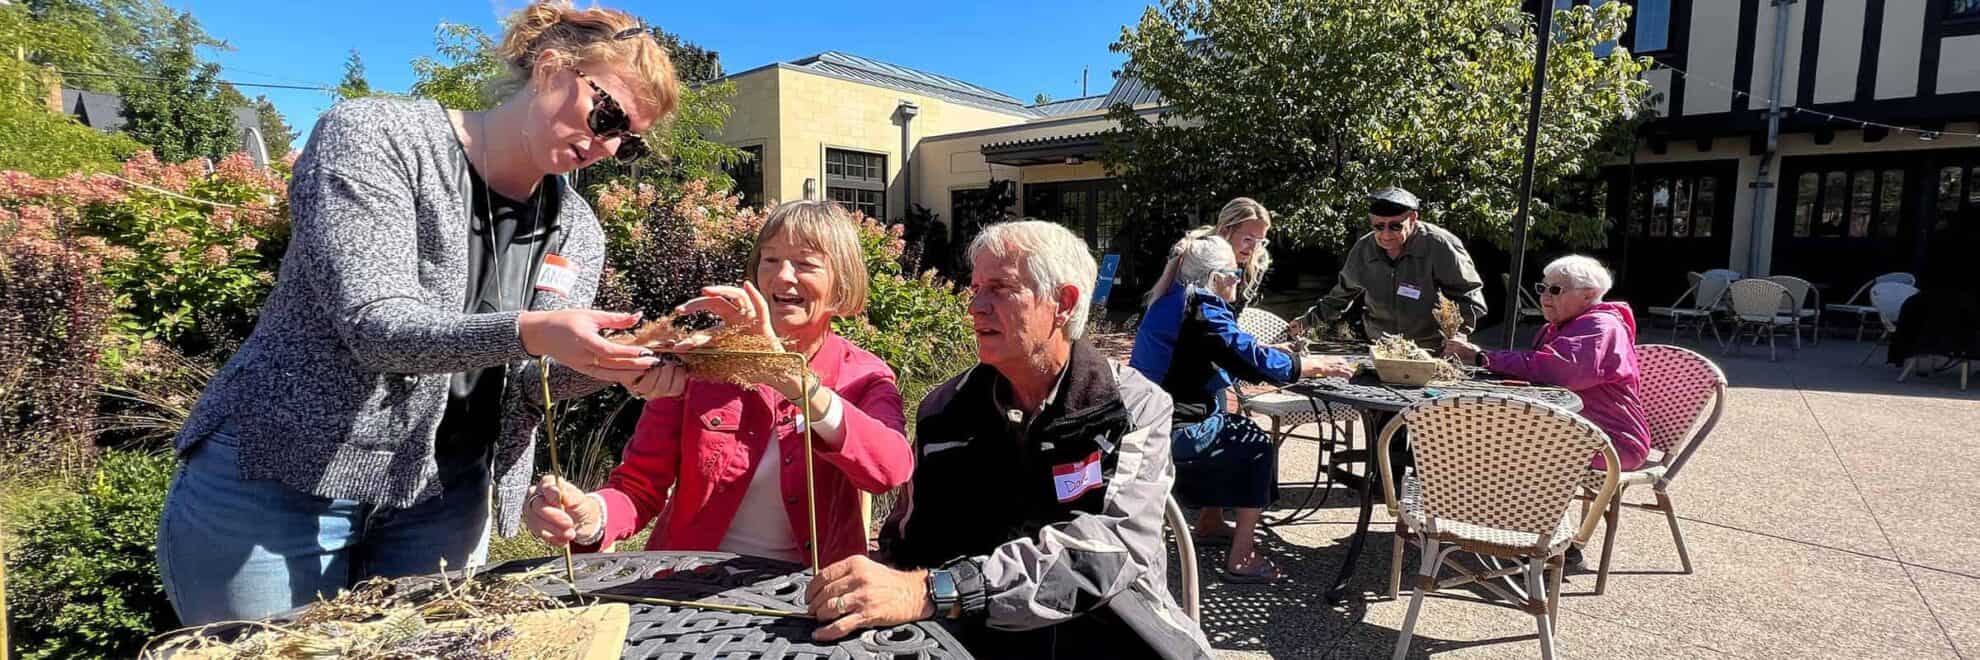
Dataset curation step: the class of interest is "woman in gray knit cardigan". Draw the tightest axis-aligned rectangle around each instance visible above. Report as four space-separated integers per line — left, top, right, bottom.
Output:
156 1 683 625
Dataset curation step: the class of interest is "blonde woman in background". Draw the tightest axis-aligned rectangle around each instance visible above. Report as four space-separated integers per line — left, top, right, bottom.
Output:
1182 197 1274 313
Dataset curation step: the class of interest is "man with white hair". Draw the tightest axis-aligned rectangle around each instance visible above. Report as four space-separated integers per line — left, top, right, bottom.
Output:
806 220 1213 659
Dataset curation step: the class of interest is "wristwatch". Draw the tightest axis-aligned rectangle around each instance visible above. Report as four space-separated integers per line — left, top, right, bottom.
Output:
1473 351 1488 368
926 569 961 619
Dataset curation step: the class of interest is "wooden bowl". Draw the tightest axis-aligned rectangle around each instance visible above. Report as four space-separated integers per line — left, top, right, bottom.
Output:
1372 355 1441 386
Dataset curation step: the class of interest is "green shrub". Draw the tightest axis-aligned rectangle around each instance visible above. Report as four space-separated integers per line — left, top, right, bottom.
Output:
0 186 119 480
4 450 178 660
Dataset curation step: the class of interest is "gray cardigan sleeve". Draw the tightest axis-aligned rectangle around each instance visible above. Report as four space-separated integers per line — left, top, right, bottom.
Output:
288 115 532 374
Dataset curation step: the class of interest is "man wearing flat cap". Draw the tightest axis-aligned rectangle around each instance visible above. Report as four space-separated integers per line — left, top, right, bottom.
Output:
1296 186 1487 350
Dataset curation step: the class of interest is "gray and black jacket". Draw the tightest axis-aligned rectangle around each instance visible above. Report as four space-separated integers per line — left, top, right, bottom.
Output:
172 98 608 536
880 340 1213 659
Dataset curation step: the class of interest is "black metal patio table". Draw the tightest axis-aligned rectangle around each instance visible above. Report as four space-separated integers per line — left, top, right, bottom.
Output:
482 550 974 659
207 551 973 659
1282 370 1582 604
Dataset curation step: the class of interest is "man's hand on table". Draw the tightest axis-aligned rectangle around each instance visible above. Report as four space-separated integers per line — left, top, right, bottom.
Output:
806 555 936 641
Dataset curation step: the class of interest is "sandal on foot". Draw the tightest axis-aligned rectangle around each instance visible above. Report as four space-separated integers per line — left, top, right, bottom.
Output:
1221 556 1283 584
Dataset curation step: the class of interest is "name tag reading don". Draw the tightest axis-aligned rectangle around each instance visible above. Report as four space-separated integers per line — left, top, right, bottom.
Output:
535 253 576 297
1053 451 1106 502
1397 283 1423 300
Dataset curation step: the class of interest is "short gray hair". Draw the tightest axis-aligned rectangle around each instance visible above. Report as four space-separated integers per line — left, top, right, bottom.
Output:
970 220 1099 339
1176 236 1236 289
1543 255 1614 298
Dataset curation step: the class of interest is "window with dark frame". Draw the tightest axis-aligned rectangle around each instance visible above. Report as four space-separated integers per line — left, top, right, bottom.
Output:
825 148 886 220
1951 0 1980 20
1791 167 1909 239
1626 172 1721 239
725 145 764 209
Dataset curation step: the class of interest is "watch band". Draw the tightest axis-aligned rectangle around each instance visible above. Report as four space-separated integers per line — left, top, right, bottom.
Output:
926 569 960 619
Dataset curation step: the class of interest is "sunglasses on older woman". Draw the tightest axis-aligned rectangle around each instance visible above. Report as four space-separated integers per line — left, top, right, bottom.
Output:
575 71 650 162
1533 282 1576 297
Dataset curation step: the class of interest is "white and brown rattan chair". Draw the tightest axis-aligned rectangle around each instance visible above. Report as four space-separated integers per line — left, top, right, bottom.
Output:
1827 272 1915 341
1580 345 1727 595
1378 396 1621 660
1765 275 1821 345
1233 307 1359 517
1726 279 1800 361
1163 495 1200 621
1646 271 1729 346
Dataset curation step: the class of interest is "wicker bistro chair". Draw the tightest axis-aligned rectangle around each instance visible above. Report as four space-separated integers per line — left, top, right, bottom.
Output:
1725 279 1801 361
1234 307 1359 519
1827 273 1916 341
1579 345 1727 595
1163 495 1200 621
1859 282 1919 365
1646 272 1730 346
1378 396 1622 660
1766 275 1822 346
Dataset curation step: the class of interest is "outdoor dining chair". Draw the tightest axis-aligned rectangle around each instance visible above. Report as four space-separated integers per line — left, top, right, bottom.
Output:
1726 279 1800 361
1235 306 1359 513
1580 345 1727 595
1502 272 1545 323
1163 495 1200 621
1646 272 1729 345
1379 396 1621 660
1766 275 1822 345
1859 282 1918 365
1827 273 1916 341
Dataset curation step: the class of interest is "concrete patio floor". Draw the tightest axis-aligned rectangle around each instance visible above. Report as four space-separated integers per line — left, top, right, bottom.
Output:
1157 326 1979 659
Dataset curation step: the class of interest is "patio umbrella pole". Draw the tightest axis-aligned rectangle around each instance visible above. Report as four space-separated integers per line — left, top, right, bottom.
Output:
1503 0 1554 350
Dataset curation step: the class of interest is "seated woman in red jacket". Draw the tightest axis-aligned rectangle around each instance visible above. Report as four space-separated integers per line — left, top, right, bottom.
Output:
522 200 913 565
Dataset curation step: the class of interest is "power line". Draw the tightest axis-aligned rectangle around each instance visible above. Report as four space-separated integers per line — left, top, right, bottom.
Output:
1651 62 1980 140
54 70 336 93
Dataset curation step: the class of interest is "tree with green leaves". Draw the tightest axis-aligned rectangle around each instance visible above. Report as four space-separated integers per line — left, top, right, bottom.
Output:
335 48 374 101
405 20 741 189
252 95 296 157
19 0 223 93
1104 0 1651 255
0 2 143 174
648 27 722 84
114 12 237 162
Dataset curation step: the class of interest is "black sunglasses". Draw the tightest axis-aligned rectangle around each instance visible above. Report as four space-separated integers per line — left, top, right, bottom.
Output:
1533 282 1573 296
1370 220 1408 233
576 71 649 162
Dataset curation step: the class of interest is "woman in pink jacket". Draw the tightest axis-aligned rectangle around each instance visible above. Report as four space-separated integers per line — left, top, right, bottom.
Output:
523 200 913 565
1445 255 1652 472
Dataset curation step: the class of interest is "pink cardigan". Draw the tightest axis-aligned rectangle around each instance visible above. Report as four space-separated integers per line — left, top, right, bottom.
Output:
585 334 913 564
1484 302 1652 471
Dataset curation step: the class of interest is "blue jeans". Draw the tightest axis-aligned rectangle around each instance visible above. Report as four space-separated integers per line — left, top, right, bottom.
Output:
156 427 492 625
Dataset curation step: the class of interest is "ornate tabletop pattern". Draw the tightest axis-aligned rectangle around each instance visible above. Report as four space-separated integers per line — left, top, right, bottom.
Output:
484 551 973 659
1285 374 1583 414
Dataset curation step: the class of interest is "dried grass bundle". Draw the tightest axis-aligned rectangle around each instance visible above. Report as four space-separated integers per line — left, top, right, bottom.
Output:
1433 294 1464 339
607 316 803 388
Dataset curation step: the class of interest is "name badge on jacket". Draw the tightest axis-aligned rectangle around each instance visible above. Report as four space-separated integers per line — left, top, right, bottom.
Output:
1397 283 1423 300
535 253 576 297
1052 451 1106 502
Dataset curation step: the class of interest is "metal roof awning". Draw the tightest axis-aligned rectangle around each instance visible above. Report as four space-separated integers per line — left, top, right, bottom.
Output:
980 132 1105 166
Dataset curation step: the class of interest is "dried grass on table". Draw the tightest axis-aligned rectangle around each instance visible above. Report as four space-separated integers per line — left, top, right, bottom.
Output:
1371 333 1465 383
142 566 579 660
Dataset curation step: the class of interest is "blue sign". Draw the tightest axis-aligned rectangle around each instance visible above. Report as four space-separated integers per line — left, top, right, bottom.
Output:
1093 254 1121 305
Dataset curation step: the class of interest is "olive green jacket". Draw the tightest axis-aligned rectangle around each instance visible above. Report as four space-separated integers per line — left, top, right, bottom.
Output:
1305 221 1487 347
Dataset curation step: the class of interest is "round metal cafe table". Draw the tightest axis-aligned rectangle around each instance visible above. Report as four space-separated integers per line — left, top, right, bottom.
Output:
486 551 974 659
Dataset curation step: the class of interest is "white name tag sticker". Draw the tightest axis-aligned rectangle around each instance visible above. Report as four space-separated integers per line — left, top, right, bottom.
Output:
1397 283 1423 300
535 253 576 297
1052 451 1106 503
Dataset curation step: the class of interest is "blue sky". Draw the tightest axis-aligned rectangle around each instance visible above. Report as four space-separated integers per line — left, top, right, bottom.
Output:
182 0 1154 144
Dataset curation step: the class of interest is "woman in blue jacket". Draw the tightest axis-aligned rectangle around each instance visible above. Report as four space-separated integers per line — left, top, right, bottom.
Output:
1130 235 1353 583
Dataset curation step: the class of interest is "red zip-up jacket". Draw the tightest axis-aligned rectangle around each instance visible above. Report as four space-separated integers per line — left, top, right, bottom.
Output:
586 334 912 565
